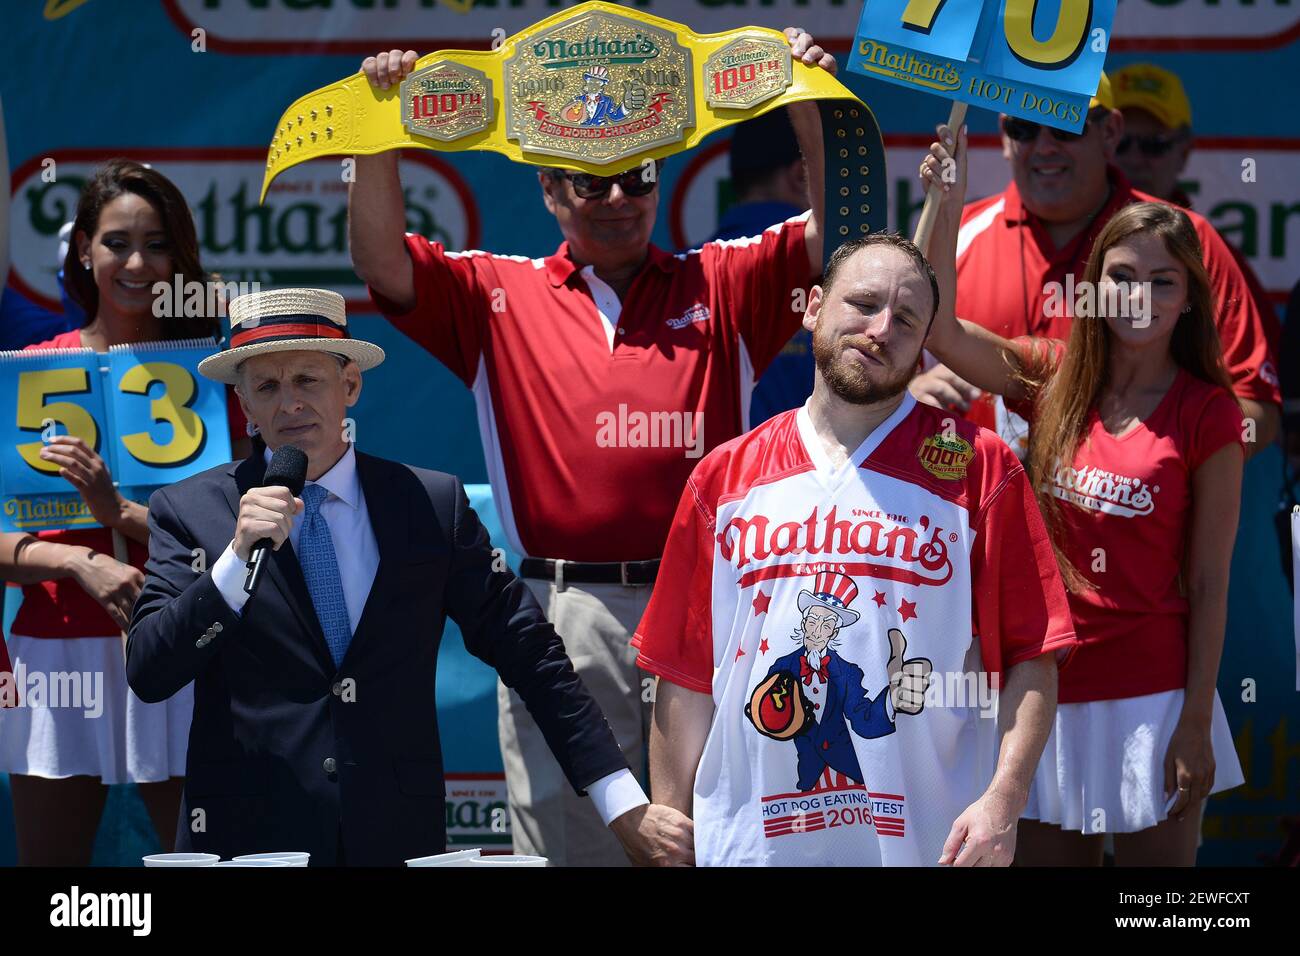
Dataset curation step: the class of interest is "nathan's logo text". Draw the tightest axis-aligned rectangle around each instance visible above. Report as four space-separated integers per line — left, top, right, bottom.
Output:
667 303 709 329
533 33 658 66
718 506 953 586
1049 463 1156 518
857 40 961 93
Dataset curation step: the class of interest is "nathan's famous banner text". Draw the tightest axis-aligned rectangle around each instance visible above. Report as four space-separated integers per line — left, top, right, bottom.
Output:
8 150 479 316
0 340 231 532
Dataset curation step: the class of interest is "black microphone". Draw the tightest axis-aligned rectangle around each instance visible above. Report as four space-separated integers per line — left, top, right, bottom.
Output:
243 444 309 597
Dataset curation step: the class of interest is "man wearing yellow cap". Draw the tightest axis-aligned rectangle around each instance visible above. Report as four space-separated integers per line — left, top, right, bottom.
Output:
909 71 1280 457
1110 64 1194 204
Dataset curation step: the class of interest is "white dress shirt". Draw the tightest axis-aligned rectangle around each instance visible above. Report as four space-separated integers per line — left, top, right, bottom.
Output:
210 442 646 827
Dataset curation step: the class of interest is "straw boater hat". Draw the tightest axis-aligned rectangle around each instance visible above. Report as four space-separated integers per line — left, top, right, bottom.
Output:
197 288 386 385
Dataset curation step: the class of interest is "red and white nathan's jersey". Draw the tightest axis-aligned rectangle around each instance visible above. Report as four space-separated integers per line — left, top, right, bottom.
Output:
633 396 1077 866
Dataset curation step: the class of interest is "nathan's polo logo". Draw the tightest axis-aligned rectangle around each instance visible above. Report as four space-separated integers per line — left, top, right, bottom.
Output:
667 303 709 329
917 434 973 482
503 9 695 167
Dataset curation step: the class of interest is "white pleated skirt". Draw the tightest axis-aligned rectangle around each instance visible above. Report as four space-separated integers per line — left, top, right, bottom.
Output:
1022 688 1243 834
0 633 191 785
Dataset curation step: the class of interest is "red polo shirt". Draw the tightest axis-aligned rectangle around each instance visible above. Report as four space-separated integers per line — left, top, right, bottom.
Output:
953 167 1279 433
370 216 811 561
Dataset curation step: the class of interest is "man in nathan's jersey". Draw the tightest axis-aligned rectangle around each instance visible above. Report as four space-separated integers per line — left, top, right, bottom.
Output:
634 233 1079 866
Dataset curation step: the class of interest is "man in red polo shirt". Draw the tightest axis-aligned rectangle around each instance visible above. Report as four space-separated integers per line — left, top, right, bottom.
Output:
910 73 1280 458
349 32 837 866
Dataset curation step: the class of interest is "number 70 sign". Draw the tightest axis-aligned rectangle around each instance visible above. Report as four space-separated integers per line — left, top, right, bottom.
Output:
848 0 1117 132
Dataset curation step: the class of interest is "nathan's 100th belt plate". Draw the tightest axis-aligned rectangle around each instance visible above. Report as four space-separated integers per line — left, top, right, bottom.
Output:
260 1 888 262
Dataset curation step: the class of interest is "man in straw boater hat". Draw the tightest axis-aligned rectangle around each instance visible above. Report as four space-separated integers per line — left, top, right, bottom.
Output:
125 288 693 866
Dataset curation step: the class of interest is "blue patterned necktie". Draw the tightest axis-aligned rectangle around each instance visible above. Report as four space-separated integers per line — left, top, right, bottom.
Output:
298 483 351 667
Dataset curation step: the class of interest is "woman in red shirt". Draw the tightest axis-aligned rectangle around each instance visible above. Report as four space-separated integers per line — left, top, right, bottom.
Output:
0 159 248 865
919 127 1244 865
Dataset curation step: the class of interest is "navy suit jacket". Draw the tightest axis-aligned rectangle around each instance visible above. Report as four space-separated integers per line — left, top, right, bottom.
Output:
126 448 627 866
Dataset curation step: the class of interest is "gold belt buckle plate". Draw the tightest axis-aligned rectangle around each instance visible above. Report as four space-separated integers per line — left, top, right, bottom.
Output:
503 7 705 168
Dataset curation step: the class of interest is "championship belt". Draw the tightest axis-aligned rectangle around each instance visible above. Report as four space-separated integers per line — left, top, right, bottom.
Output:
260 0 886 265
746 670 815 741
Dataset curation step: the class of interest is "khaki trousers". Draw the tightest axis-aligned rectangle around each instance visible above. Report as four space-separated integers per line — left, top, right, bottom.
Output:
497 578 653 867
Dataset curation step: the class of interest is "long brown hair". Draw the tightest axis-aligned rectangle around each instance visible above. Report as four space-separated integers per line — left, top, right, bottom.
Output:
62 158 216 340
1022 201 1235 591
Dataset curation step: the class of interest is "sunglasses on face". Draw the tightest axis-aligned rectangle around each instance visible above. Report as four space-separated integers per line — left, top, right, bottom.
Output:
1002 110 1104 144
558 161 661 199
1117 134 1182 158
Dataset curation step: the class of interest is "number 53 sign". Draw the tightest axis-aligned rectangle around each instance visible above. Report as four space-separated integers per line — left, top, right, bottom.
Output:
849 0 1117 132
0 339 231 532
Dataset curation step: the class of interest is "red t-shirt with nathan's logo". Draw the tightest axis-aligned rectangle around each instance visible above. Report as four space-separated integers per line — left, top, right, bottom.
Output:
1008 339 1246 703
9 330 247 640
369 218 812 562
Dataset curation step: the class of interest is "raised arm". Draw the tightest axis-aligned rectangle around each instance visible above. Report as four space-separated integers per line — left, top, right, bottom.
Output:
920 124 1031 403
783 28 832 276
347 50 419 312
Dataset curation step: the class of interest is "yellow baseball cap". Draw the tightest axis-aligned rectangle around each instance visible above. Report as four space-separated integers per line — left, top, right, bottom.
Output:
1089 71 1115 111
1111 64 1192 129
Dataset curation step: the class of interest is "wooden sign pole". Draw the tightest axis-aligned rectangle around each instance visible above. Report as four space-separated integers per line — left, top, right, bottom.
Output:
912 99 968 252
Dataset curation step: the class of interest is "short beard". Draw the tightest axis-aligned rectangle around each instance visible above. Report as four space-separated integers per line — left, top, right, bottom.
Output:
812 322 916 405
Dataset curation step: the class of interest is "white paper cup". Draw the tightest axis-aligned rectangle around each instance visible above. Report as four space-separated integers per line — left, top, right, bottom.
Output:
142 853 219 867
232 852 310 867
468 854 547 867
405 848 482 867
212 859 292 867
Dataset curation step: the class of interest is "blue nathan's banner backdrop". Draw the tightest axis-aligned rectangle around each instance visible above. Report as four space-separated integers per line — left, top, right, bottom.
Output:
0 339 229 532
1 0 1298 864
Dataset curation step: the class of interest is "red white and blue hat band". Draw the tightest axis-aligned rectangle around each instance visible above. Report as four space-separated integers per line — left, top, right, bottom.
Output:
228 314 348 349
